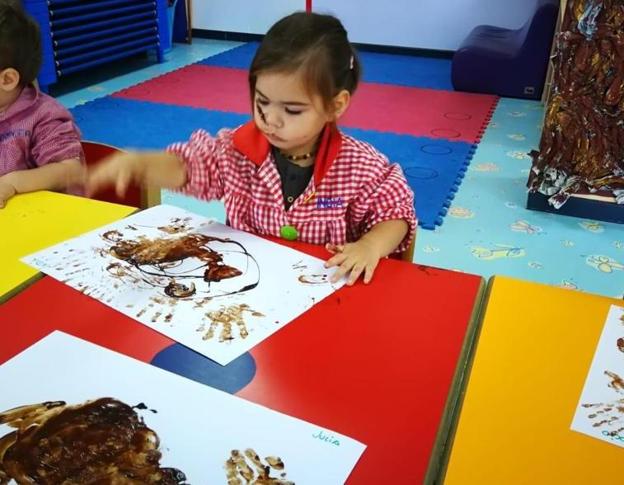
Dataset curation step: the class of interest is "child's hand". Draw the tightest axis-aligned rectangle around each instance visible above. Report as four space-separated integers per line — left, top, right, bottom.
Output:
324 240 382 285
86 152 146 198
0 178 17 208
86 152 185 198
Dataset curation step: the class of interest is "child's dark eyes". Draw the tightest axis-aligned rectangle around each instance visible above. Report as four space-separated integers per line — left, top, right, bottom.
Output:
256 98 302 115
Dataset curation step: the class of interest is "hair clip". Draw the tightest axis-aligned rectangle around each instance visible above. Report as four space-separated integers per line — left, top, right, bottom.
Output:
349 55 354 70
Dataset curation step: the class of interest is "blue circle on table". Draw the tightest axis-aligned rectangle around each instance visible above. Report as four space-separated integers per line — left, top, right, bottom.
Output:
404 166 439 179
421 144 453 155
151 344 256 394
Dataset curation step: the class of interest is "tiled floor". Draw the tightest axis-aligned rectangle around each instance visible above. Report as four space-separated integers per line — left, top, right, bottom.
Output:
56 40 624 298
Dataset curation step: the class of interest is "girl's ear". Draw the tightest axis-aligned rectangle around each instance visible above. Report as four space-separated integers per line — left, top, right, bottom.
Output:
331 89 351 120
0 68 20 92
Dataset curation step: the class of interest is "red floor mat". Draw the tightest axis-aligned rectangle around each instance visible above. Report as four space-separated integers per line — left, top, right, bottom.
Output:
113 64 497 144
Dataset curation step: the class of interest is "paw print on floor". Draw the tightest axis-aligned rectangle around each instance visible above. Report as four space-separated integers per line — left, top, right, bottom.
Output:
225 448 294 484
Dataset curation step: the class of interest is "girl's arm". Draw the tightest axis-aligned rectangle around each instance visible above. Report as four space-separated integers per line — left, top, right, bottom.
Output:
326 159 416 285
86 151 186 198
325 219 409 285
358 218 409 257
86 129 228 200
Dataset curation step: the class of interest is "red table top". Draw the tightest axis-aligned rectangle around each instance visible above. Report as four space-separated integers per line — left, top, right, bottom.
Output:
0 241 484 484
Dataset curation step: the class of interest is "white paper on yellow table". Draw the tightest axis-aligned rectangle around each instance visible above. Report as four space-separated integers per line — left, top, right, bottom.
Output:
571 304 624 447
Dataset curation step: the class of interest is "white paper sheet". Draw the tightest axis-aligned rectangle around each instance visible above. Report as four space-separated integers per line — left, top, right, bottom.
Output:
571 304 624 447
22 204 343 365
0 332 365 484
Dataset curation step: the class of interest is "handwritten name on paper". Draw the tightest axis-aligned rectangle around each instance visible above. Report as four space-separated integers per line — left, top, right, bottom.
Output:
312 429 340 446
602 430 624 443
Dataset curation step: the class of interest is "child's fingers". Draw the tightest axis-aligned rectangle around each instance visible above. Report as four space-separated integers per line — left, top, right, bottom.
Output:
85 163 112 196
325 243 344 254
330 258 354 283
347 265 363 285
325 252 347 268
363 262 378 284
0 183 16 208
115 169 132 197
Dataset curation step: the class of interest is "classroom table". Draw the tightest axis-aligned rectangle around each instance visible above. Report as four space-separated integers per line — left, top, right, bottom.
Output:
0 242 484 484
0 191 136 302
440 275 624 485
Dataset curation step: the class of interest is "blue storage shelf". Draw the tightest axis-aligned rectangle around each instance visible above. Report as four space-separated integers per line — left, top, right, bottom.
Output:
22 0 168 92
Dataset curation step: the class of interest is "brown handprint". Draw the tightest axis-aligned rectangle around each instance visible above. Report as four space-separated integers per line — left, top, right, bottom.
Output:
224 448 294 484
200 304 264 342
605 370 624 393
582 397 624 441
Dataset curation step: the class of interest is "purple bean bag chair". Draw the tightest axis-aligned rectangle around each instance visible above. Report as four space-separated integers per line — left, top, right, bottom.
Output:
452 0 559 99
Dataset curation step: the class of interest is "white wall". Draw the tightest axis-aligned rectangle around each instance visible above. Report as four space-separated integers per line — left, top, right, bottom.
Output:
191 0 539 51
312 0 537 51
192 0 306 35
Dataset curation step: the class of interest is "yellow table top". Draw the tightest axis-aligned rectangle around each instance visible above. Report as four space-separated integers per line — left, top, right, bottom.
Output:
442 276 624 485
0 191 136 302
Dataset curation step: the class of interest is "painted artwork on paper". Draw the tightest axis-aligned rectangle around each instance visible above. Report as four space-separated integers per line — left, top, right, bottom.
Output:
0 332 365 484
571 305 624 447
22 205 342 365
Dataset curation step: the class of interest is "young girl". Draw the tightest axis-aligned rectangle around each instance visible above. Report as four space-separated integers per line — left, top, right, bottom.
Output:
0 2 84 208
87 12 417 285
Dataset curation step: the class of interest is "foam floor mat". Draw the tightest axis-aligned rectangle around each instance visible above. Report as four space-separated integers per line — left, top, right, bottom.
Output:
73 97 475 228
198 41 454 90
114 64 497 144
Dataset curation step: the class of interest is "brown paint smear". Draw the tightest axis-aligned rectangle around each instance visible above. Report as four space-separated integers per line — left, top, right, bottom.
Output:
225 448 293 485
108 233 242 283
0 398 187 484
605 370 624 393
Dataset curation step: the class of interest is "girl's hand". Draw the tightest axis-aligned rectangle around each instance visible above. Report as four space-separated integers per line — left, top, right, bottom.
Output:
86 152 146 197
324 240 382 285
86 152 185 197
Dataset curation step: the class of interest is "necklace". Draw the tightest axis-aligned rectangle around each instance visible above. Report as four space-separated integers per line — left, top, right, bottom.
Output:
280 150 316 162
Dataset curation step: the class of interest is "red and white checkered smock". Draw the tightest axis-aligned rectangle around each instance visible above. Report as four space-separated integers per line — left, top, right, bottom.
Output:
167 121 416 252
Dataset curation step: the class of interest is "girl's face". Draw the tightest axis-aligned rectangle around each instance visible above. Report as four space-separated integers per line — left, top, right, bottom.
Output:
253 70 347 158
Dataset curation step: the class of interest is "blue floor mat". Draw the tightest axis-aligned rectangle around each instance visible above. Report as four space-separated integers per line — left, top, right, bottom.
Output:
72 97 472 228
344 128 475 229
199 42 453 90
71 97 250 149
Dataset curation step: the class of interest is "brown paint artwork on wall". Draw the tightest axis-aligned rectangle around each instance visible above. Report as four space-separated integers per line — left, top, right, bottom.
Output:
0 398 187 484
528 0 624 207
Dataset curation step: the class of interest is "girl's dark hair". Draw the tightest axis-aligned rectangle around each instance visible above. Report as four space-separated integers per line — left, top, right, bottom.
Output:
0 2 42 86
249 12 361 112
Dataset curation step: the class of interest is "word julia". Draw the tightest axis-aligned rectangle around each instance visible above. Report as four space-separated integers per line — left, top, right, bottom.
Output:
312 429 340 446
